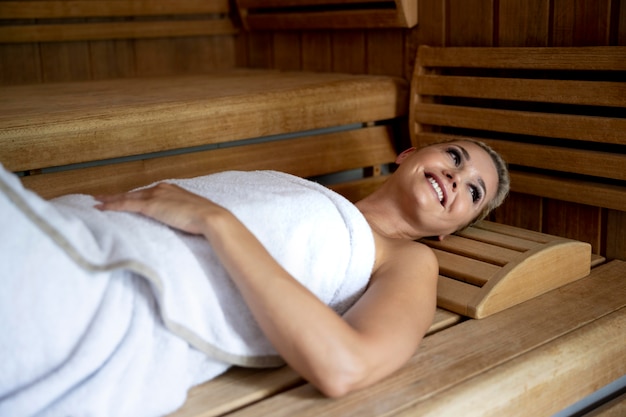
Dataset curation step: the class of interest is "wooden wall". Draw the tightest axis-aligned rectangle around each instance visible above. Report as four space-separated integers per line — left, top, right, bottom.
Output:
237 0 626 261
1 0 625 260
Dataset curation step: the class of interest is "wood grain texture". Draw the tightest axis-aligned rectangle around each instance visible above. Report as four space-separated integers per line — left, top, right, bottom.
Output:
219 261 626 417
424 221 592 318
169 308 462 417
1 71 408 171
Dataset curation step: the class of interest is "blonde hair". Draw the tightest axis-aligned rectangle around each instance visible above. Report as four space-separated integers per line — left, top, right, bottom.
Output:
463 139 510 228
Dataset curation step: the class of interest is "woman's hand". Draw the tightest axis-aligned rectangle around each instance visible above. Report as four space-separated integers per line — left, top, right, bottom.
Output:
95 182 223 236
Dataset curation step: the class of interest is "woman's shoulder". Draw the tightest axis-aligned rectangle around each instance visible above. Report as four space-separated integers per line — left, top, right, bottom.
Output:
369 233 438 284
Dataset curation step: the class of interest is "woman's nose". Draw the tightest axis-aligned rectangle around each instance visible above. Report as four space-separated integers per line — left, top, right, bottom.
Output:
445 172 458 190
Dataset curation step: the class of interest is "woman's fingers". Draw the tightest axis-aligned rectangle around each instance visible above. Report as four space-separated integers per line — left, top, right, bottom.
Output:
94 183 218 235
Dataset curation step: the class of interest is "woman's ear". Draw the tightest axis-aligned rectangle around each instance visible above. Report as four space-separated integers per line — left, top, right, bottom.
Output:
395 147 416 164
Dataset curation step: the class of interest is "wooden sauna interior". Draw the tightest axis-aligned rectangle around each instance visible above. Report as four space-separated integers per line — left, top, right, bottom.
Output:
2 0 624 262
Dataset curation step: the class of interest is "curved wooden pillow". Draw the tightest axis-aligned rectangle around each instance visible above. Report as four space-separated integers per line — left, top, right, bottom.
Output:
422 221 592 319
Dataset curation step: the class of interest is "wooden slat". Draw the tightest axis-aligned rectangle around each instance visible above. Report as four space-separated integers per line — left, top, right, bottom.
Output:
0 72 407 171
417 75 626 108
238 0 389 6
425 235 524 266
236 0 416 29
472 220 552 244
222 260 626 417
510 171 626 212
328 175 389 203
417 45 626 71
414 103 626 145
244 10 406 30
168 307 461 417
396 308 626 417
432 249 500 286
480 138 626 182
455 227 539 251
436 276 480 315
169 366 303 417
0 19 237 43
0 0 229 19
19 126 397 199
415 132 626 183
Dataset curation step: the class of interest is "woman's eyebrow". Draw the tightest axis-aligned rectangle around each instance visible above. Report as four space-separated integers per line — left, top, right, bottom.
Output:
478 177 487 198
457 145 471 161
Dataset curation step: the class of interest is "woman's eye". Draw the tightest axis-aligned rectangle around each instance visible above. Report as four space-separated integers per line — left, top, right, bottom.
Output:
447 148 461 166
470 185 482 203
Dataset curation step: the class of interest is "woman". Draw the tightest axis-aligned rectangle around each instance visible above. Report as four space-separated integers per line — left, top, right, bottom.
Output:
0 140 508 416
96 140 509 397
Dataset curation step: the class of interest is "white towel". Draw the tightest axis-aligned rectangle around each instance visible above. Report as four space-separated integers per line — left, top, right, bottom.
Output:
0 167 375 416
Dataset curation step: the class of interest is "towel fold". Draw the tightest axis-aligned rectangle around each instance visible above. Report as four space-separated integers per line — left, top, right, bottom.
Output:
0 167 375 417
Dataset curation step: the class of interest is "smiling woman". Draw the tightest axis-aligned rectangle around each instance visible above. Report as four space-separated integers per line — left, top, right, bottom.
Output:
0 140 508 416
357 140 509 239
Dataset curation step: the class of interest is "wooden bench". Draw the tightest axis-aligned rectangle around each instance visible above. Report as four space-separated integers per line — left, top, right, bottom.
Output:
1 44 624 416
0 70 408 199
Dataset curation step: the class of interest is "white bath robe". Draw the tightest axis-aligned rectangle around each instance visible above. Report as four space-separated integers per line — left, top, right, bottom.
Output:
0 168 375 417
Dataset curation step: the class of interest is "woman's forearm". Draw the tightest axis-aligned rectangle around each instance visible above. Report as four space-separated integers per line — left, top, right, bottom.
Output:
200 207 368 397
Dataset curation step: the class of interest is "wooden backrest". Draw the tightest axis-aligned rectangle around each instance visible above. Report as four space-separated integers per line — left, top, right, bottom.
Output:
235 0 417 29
411 46 626 212
0 0 236 43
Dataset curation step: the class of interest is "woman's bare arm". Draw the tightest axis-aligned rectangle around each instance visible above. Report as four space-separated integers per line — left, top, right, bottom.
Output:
96 183 438 397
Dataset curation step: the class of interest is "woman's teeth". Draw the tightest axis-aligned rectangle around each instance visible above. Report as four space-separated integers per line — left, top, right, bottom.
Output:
428 177 444 203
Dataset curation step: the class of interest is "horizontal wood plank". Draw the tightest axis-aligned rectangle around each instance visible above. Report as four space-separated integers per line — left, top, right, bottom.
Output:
244 10 405 30
417 75 626 108
414 103 626 145
0 0 229 19
455 227 540 251
415 132 626 182
436 276 480 315
432 249 500 286
237 0 389 6
223 260 626 417
396 308 626 417
0 19 236 43
328 175 389 203
168 307 462 417
1 72 407 171
424 235 524 266
510 171 626 212
417 46 626 71
19 126 397 199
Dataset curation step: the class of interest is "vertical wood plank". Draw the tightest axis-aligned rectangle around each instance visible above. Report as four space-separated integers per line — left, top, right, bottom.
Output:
246 32 274 69
552 0 612 46
273 32 302 71
542 199 602 254
497 0 550 46
406 0 446 79
301 32 332 72
604 210 626 260
618 0 626 45
40 42 92 82
445 0 495 46
89 40 136 79
331 31 366 74
489 192 543 232
366 30 405 76
0 43 42 85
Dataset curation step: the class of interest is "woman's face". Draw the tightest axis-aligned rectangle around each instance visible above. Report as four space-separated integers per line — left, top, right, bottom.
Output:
391 141 499 238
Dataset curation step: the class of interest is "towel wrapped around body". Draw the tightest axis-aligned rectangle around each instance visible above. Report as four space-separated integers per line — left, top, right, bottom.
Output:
0 167 375 417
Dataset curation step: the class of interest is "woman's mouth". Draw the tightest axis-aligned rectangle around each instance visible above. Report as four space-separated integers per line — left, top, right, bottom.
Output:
426 174 445 205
